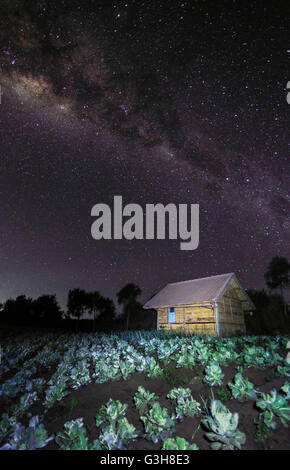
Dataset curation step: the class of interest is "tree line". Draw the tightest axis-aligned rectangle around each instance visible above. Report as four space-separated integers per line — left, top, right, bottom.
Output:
0 283 156 332
0 255 289 334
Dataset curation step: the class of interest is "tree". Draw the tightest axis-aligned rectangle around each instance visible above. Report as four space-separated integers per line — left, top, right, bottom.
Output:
97 296 116 331
33 295 63 327
87 291 102 332
117 283 141 330
246 289 287 334
1 295 34 325
264 256 290 316
67 288 89 330
86 291 116 332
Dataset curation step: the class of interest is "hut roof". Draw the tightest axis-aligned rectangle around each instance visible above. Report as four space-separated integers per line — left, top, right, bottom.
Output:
143 273 255 311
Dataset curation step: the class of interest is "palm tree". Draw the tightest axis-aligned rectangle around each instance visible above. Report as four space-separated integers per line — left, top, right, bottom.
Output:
117 283 141 331
264 256 290 316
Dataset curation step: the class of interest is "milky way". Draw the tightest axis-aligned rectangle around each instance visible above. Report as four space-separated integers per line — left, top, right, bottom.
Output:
0 1 289 307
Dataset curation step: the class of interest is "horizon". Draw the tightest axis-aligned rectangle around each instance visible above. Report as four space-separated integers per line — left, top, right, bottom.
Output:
1 268 289 312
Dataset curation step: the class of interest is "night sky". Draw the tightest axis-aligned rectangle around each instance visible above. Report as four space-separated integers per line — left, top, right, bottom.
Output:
0 1 289 309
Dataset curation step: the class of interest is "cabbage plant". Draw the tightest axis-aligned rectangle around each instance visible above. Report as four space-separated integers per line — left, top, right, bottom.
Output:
162 437 199 450
173 347 196 368
141 402 175 443
167 387 201 419
69 359 91 389
276 362 290 377
43 375 69 408
0 414 17 442
11 392 38 418
55 417 101 450
197 345 213 365
95 399 138 450
134 386 159 415
203 362 224 387
136 356 163 377
228 373 258 402
96 398 128 427
157 340 178 365
119 359 135 380
256 389 290 429
0 416 53 450
213 346 237 366
98 419 138 450
281 381 290 400
202 399 246 450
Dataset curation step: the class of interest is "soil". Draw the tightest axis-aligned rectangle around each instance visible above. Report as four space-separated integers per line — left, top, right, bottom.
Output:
34 362 290 450
1 329 289 451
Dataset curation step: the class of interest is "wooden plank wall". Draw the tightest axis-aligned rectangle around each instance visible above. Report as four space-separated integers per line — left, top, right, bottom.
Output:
158 293 246 337
158 305 217 336
218 282 246 336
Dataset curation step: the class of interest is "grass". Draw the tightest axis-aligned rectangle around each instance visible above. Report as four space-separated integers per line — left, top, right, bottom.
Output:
68 397 78 413
254 420 273 442
215 386 231 403
161 364 190 387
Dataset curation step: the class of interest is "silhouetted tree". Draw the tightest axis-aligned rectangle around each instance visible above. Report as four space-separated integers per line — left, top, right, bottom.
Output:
0 289 116 332
117 283 141 330
97 296 115 331
33 295 63 326
67 288 89 330
264 256 290 316
246 289 288 334
246 289 271 333
1 295 34 325
87 291 102 332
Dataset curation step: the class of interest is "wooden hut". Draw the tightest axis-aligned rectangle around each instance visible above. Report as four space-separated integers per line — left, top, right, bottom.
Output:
143 273 255 336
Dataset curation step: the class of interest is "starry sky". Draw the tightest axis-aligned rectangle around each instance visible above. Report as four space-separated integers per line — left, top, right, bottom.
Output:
0 1 289 309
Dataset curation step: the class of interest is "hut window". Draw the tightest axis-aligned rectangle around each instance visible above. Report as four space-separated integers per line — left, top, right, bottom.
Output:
168 307 175 323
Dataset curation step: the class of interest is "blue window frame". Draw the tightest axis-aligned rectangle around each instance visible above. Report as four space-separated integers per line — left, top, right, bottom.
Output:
168 307 175 323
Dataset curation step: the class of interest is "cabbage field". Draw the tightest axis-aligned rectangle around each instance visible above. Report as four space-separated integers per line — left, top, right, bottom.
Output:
0 328 289 450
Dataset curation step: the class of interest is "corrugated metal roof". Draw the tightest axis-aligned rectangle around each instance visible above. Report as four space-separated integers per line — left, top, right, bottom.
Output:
143 273 254 310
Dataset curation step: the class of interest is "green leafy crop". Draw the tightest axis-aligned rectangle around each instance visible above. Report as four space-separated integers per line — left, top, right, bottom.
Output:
162 437 199 450
228 373 258 402
173 345 196 368
202 399 246 450
256 389 290 429
55 417 101 450
276 362 290 378
95 399 138 450
203 362 224 387
141 402 175 444
1 416 53 450
134 386 159 415
281 381 290 400
167 387 201 420
96 398 128 427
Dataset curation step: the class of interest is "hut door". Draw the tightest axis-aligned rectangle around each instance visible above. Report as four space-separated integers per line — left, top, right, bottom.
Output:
168 307 175 323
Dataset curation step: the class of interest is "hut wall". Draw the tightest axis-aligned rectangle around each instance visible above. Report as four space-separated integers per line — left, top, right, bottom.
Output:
158 305 217 336
217 284 246 336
